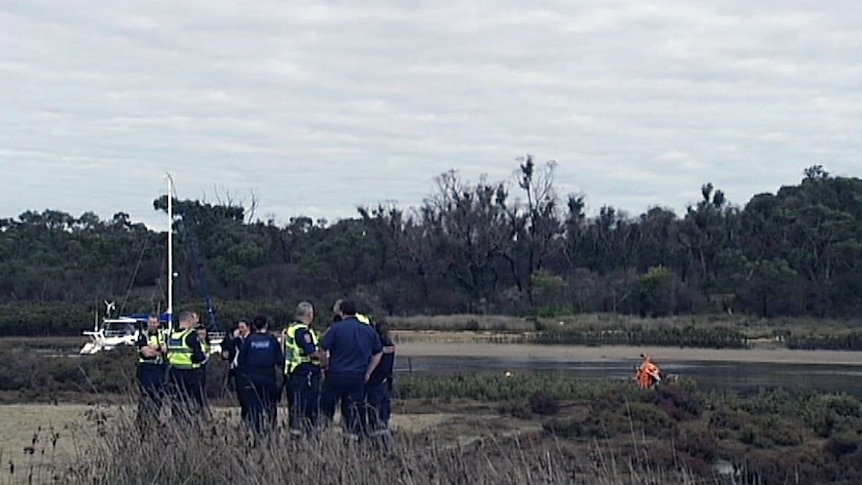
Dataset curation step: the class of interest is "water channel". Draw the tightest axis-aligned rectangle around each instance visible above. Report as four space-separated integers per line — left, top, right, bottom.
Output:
395 355 862 398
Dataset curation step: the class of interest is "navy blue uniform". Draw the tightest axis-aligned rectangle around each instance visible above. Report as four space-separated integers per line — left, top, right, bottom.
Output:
135 329 166 432
320 316 382 438
286 326 322 437
366 334 395 434
237 332 284 434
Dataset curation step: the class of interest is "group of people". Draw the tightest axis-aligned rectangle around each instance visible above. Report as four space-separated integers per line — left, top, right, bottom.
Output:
135 299 395 444
135 309 211 430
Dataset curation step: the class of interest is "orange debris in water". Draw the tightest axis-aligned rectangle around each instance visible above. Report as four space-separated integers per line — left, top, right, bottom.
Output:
635 354 662 389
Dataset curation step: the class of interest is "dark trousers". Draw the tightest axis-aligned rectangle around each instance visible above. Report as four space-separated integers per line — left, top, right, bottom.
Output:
365 380 392 431
199 363 211 418
137 365 166 432
321 373 365 437
239 375 278 434
229 369 248 421
168 367 204 419
286 370 321 436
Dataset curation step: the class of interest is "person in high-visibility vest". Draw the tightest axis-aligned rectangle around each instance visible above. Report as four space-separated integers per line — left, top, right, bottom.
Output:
166 311 207 419
135 314 166 433
194 314 212 419
283 301 326 438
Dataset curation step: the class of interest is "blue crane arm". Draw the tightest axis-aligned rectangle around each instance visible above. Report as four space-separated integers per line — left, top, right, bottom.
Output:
177 212 219 332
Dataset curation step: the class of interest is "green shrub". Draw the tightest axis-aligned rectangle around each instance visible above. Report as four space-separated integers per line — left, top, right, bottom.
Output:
674 429 718 462
528 391 560 415
645 384 703 421
826 432 860 458
623 401 676 437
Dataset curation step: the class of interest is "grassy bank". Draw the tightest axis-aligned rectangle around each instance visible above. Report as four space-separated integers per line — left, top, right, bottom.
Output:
388 313 862 350
3 308 862 350
388 313 860 335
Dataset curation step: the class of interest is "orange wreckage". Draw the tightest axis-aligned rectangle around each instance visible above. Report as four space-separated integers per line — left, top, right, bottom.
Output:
635 354 662 389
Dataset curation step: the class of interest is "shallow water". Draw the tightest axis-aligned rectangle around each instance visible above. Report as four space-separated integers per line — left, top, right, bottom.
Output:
396 356 862 398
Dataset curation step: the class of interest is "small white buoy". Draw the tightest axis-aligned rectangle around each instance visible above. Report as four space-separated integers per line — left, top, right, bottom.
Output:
505 371 512 377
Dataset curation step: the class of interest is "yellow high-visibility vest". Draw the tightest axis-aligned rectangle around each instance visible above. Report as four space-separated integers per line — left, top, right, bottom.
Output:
166 328 201 370
138 331 164 365
283 323 320 374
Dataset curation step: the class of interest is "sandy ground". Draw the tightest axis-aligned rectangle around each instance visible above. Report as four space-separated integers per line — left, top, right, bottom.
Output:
0 404 482 469
394 341 862 365
0 402 539 485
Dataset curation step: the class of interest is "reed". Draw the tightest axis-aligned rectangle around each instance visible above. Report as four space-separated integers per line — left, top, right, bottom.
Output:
14 398 725 485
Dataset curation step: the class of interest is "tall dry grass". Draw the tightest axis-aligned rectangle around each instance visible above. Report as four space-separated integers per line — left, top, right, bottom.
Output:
1 396 741 485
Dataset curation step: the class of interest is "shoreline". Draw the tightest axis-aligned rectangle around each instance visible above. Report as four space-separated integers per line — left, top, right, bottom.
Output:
395 341 862 366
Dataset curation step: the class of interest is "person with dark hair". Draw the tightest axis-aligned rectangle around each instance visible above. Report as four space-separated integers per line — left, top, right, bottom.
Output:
320 299 382 442
237 315 284 434
135 314 166 434
194 313 212 418
365 320 396 445
166 311 207 419
222 320 250 419
283 301 326 438
332 299 372 325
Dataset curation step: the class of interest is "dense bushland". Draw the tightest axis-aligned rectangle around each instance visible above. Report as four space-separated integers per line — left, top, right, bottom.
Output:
2 163 862 338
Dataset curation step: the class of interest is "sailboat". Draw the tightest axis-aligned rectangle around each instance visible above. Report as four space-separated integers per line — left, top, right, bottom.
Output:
78 301 146 354
80 174 224 355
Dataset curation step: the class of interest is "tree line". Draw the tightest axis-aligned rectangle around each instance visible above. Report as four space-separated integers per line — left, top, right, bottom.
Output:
1 159 861 335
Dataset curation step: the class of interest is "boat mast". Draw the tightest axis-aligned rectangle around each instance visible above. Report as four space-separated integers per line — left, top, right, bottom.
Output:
166 173 173 332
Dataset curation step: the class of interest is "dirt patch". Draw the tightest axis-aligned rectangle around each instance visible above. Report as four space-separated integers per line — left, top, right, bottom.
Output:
0 403 484 458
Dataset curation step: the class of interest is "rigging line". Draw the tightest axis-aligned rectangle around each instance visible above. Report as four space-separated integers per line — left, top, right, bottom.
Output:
119 231 151 315
150 247 168 311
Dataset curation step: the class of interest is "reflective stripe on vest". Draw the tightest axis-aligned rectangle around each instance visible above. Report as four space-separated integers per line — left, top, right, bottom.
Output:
138 331 164 365
167 329 200 370
283 323 319 374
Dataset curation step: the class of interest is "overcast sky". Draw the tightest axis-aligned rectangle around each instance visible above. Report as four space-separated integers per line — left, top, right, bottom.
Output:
2 0 861 231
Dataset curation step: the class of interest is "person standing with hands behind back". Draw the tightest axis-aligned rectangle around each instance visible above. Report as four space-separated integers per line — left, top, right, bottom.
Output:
320 299 382 442
237 315 284 435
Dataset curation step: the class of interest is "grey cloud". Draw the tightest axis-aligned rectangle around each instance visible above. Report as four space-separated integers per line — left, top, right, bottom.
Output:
2 0 861 230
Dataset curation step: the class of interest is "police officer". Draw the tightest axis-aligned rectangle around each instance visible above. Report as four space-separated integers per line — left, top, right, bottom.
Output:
320 299 382 441
166 311 207 419
283 302 325 438
135 314 166 433
365 320 396 445
195 320 212 418
332 299 372 325
222 320 250 419
237 315 283 434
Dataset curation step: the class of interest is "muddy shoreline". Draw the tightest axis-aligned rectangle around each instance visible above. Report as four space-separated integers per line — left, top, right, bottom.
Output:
395 341 862 365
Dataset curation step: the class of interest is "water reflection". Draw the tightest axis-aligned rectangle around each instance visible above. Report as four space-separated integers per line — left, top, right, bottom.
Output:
397 356 862 398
